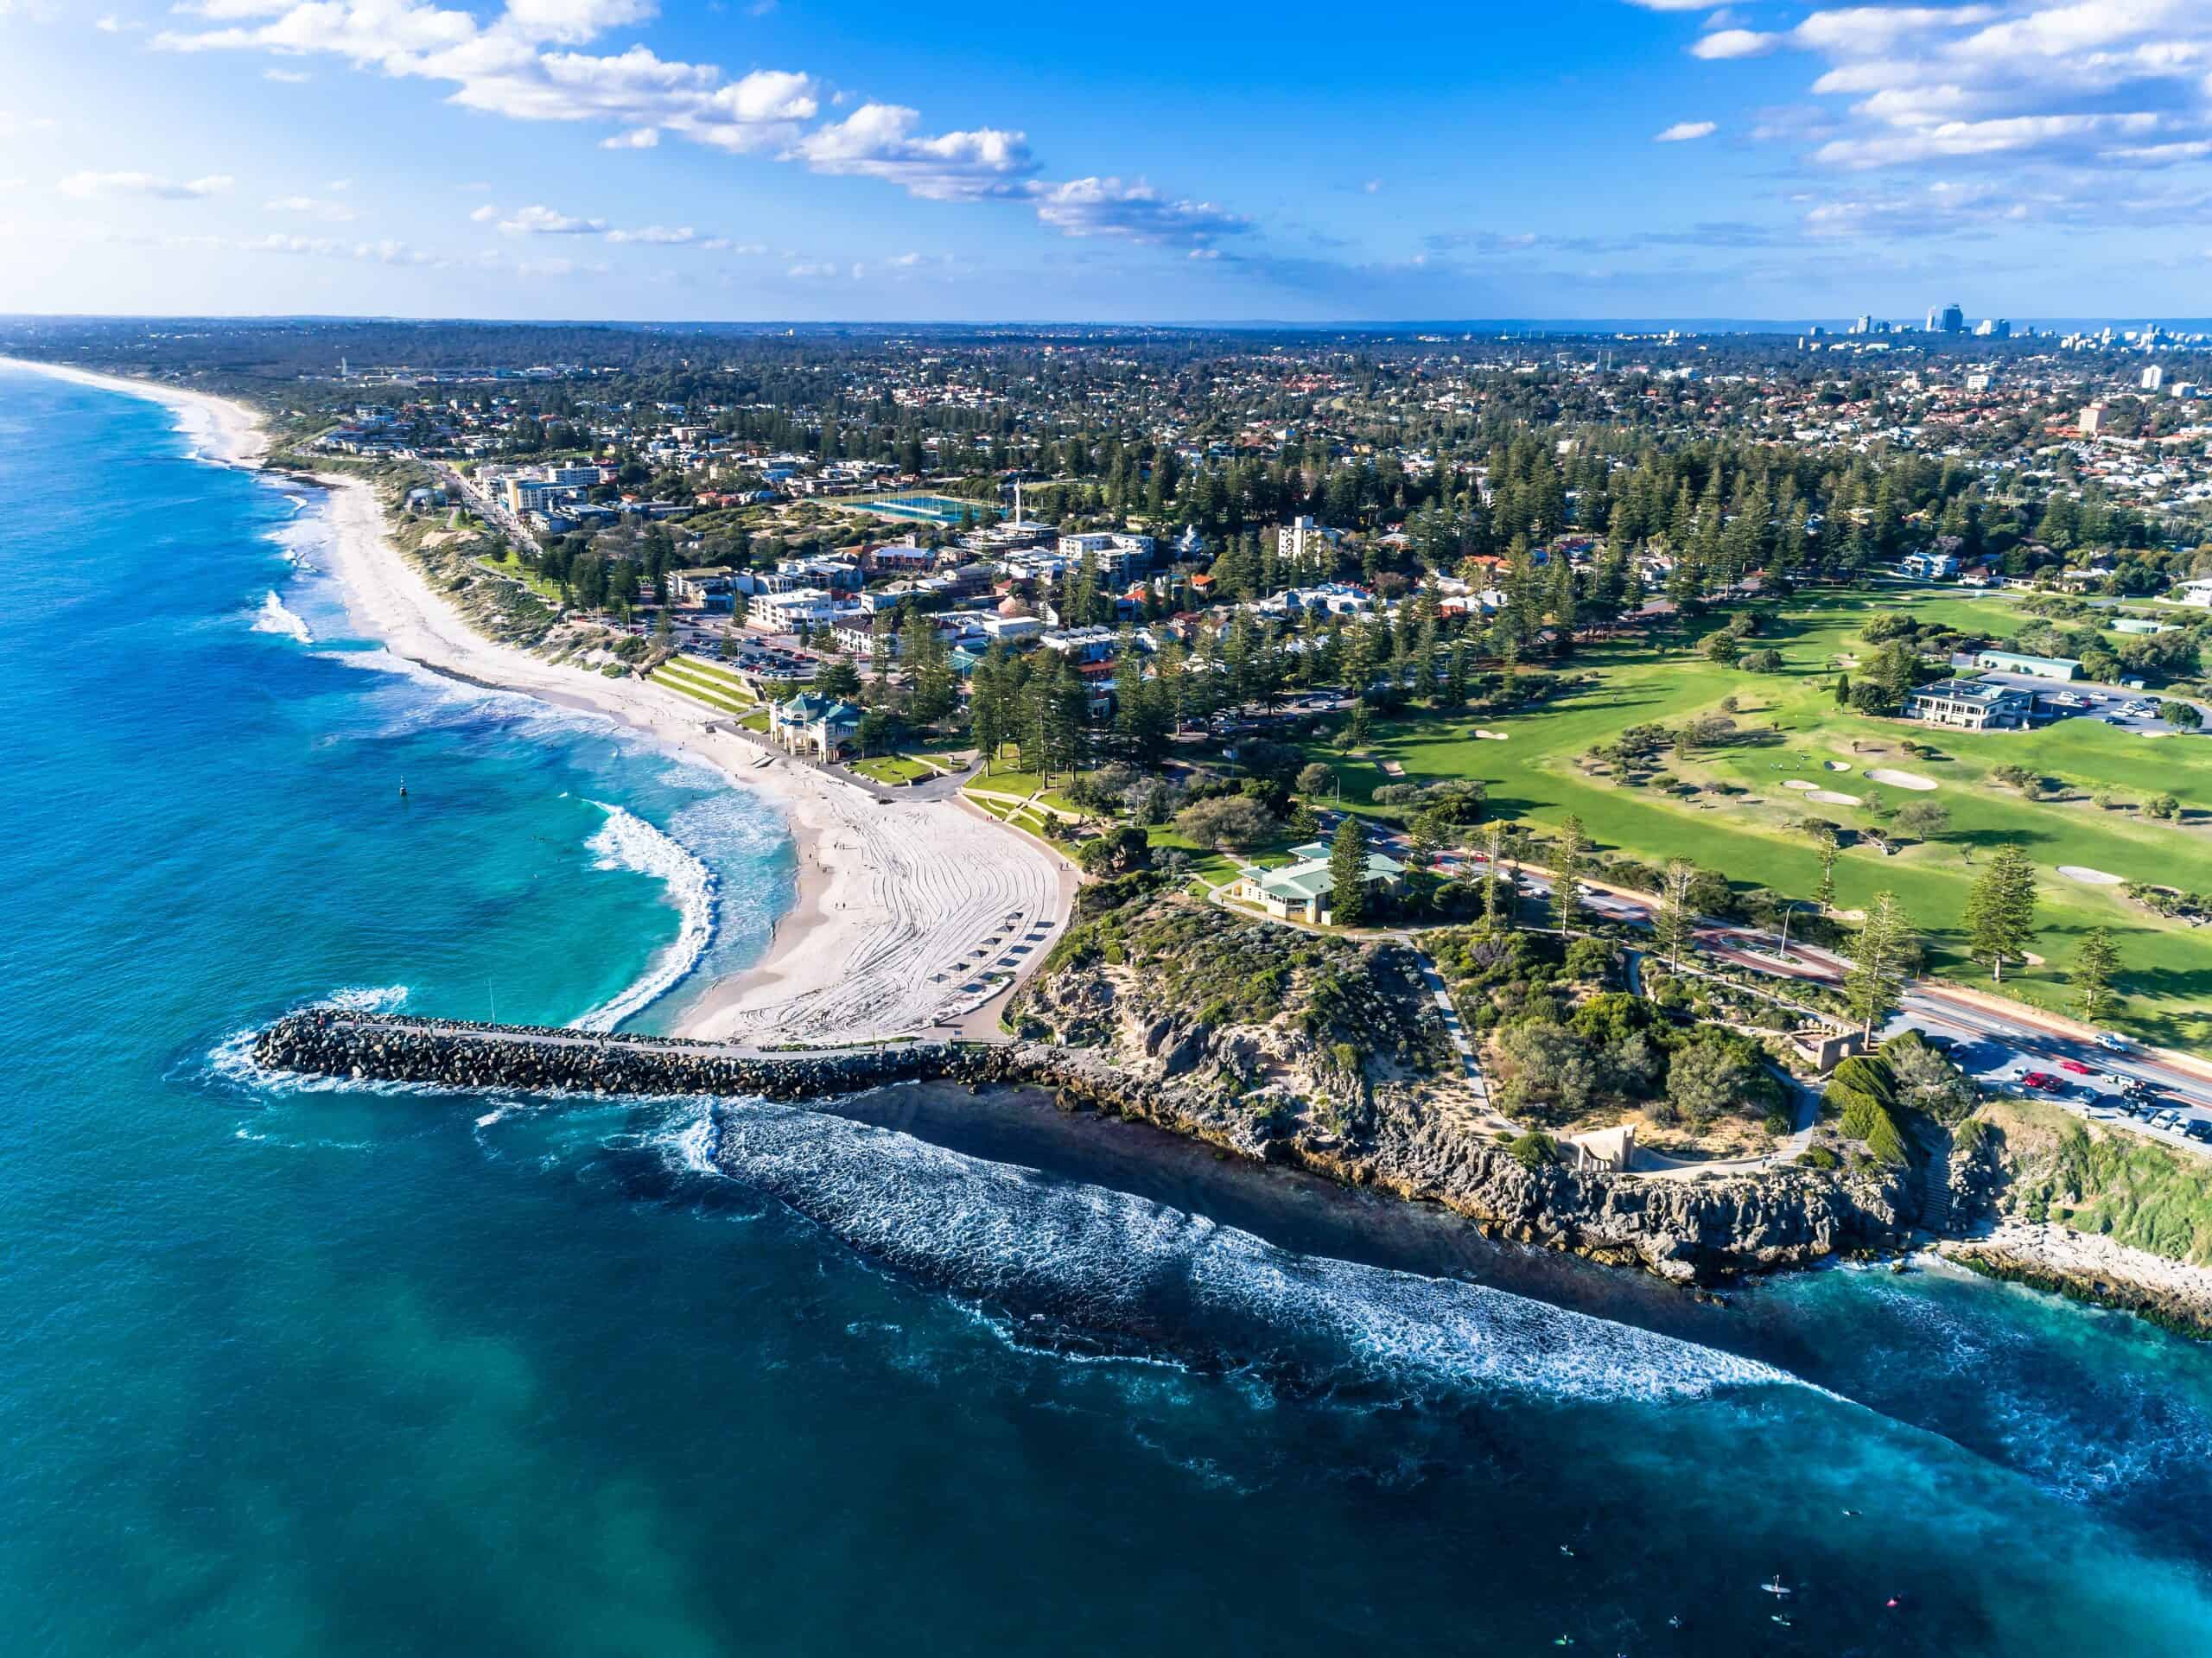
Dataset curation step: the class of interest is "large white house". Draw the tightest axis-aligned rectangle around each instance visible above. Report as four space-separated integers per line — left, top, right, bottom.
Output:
747 587 839 632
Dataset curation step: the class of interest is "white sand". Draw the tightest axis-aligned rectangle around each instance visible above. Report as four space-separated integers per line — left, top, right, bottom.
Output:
1865 767 1939 791
2056 865 2126 886
1824 760 1851 772
1472 728 1510 741
314 476 1072 1045
1783 778 1818 791
1806 789 1861 806
0 357 270 468
16 359 1072 1045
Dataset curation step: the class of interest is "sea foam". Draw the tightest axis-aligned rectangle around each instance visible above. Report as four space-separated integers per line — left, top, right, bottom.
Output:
706 1104 1803 1407
251 589 314 644
571 802 717 1033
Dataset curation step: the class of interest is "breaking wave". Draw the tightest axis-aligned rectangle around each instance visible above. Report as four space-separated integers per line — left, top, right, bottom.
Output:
251 589 314 644
571 802 715 1033
706 1104 1804 1406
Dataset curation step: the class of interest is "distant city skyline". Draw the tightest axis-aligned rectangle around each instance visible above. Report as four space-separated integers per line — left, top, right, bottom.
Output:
3 2 2210 321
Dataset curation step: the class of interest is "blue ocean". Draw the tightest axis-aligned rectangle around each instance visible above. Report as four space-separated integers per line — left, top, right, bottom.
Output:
3 365 2211 1656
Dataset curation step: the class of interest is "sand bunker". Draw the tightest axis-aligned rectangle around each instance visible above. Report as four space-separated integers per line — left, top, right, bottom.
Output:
1472 728 1510 741
1825 760 1852 772
1865 768 1938 791
1806 790 1862 806
1783 778 1819 791
2057 865 2125 886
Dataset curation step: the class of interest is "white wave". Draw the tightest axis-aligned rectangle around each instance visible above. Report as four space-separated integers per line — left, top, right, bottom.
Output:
251 589 314 644
324 983 410 1014
709 1105 1806 1406
570 802 716 1033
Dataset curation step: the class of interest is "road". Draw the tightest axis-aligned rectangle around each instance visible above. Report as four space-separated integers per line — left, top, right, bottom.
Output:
1413 827 2212 1155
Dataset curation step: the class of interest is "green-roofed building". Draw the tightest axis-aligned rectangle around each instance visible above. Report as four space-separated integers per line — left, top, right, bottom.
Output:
1234 848 1405 925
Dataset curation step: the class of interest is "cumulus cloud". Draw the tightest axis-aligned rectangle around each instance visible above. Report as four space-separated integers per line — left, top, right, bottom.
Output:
151 0 1250 251
605 223 696 243
1693 29 1780 60
790 103 1033 200
59 170 233 199
1027 176 1248 245
1641 0 2212 227
1654 120 1717 142
497 202 608 233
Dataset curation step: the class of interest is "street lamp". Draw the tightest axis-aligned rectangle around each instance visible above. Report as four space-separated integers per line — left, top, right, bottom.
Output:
1778 900 1802 963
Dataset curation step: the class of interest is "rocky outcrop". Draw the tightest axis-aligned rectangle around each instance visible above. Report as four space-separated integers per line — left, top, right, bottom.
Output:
970 1040 1914 1282
256 1008 1915 1286
1941 1223 2212 1341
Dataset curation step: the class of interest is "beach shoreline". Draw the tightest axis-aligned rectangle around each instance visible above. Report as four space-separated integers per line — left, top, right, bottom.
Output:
0 355 1070 1044
0 356 270 468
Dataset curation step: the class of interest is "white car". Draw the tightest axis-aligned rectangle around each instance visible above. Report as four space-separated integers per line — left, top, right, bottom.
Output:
2096 1032 2129 1052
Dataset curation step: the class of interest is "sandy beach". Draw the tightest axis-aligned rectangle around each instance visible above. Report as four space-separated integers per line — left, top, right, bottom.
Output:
0 357 270 469
3 356 1072 1045
313 473 1074 1045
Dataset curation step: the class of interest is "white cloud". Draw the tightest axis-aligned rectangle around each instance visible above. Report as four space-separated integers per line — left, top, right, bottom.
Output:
789 103 1032 200
499 0 658 46
469 202 499 222
1654 120 1718 142
264 68 311 82
1027 176 1246 245
150 0 1252 251
1693 29 1780 60
497 202 607 233
59 170 234 200
606 223 696 243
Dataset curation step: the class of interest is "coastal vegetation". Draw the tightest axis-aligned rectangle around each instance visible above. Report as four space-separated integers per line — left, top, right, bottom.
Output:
1976 1096 2212 1266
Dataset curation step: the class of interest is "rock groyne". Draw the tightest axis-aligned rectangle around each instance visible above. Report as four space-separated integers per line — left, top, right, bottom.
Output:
256 1012 1914 1286
252 1010 969 1099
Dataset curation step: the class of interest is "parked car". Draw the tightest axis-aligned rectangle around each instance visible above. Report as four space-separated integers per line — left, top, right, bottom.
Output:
2097 1032 2130 1052
2059 1058 2094 1076
2020 1071 2063 1091
2189 1121 2212 1144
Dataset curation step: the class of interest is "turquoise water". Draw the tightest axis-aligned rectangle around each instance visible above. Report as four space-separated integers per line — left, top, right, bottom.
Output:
862 492 988 524
3 366 2212 1655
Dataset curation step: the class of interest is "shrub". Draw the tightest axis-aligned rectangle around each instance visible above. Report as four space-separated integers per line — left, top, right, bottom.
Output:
1507 1130 1560 1169
1796 1146 1842 1171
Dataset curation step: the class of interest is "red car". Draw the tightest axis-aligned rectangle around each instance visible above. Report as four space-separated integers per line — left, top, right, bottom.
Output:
2058 1059 2094 1076
2020 1071 2063 1091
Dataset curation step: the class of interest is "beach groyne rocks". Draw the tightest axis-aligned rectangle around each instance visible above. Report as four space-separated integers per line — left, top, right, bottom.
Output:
253 1013 1914 1286
251 1011 971 1100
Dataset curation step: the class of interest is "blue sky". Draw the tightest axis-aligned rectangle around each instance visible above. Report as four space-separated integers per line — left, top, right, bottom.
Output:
1 1 2208 321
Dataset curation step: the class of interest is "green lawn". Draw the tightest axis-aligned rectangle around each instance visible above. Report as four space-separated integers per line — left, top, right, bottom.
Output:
966 769 1045 799
1318 586 2212 1049
650 664 753 716
853 755 934 785
475 552 562 603
662 656 758 701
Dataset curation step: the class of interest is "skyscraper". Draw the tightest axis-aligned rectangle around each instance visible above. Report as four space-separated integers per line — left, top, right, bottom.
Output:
1940 303 1966 334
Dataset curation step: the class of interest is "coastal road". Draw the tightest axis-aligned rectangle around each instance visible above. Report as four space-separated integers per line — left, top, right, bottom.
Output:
1437 848 2212 1153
